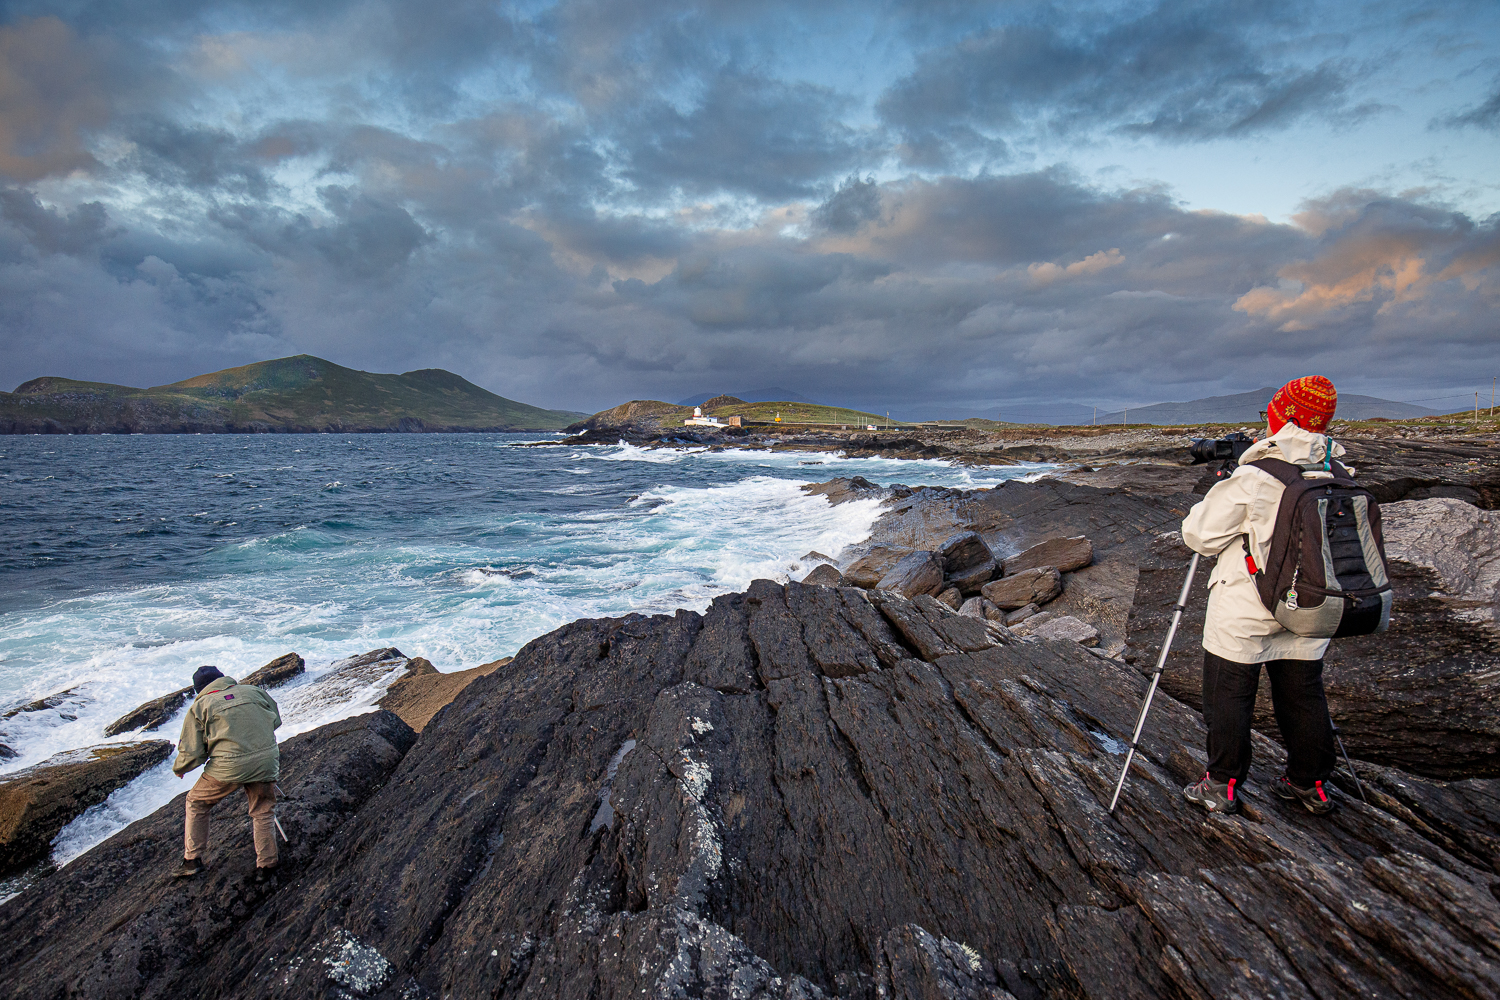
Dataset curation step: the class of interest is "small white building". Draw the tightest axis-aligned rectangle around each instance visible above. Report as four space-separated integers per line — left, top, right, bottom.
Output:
683 405 725 427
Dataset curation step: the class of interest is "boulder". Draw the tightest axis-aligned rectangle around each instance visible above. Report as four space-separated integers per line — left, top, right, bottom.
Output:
1028 615 1100 647
1002 535 1094 575
936 587 962 610
803 563 845 588
981 566 1063 610
876 551 945 599
843 547 903 589
0 741 172 875
241 651 305 689
1128 501 1500 778
801 476 885 506
1004 603 1041 625
101 687 191 737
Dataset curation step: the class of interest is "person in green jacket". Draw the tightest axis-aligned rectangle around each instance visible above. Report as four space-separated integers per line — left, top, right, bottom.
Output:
171 666 282 880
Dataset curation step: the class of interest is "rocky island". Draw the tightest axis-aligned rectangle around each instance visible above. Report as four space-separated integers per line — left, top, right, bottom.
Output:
2 423 1499 999
0 355 587 434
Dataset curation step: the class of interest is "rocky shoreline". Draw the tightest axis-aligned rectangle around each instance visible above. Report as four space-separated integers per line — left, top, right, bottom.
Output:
2 445 1498 999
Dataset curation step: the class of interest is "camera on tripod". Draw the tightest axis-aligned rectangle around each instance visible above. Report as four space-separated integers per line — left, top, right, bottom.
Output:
1189 431 1255 477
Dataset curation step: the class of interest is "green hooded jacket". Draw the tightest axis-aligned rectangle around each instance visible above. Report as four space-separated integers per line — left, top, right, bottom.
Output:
172 675 282 783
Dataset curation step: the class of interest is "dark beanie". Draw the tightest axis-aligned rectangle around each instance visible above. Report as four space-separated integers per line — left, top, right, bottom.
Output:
192 665 225 693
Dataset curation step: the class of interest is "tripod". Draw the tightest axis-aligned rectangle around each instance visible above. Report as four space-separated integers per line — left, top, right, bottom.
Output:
1109 554 1198 813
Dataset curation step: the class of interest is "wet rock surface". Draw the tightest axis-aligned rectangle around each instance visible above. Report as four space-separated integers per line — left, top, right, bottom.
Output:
1128 498 1500 778
6 583 1500 999
0 741 172 875
0 711 416 999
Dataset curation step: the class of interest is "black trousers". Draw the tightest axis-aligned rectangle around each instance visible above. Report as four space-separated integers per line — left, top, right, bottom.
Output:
1202 651 1336 787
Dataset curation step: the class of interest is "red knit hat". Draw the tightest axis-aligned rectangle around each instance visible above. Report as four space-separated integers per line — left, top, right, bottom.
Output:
1267 375 1337 434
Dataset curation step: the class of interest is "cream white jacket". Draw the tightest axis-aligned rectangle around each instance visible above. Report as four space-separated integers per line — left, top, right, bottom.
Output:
1181 423 1349 663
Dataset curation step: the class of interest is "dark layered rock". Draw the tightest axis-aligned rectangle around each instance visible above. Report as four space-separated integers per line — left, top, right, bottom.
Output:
0 711 416 998
1002 536 1094 576
1340 435 1500 509
876 551 945 598
982 566 1063 610
6 583 1499 1000
0 741 172 875
1127 498 1500 778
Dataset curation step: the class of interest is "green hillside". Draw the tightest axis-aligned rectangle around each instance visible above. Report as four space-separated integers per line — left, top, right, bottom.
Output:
2 355 586 434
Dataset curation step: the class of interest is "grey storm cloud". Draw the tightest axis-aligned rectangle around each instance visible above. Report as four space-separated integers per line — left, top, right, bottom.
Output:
877 2 1367 167
0 0 1497 417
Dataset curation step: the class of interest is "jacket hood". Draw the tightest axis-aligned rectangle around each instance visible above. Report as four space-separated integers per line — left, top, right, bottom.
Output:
194 675 238 700
1238 422 1345 469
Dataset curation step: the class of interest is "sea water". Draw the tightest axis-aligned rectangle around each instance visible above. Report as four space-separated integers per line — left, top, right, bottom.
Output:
0 433 1046 877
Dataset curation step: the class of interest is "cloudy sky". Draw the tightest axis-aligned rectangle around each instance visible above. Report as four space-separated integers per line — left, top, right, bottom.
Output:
2 0 1498 418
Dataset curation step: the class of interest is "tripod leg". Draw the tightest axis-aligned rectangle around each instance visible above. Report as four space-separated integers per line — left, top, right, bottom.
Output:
1331 719 1366 803
1109 553 1200 814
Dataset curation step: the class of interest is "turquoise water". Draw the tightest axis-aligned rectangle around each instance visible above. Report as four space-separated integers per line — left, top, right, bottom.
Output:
0 433 1045 873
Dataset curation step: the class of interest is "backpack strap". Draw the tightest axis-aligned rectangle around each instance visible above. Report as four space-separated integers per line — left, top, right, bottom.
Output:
1246 457 1303 485
1251 456 1356 483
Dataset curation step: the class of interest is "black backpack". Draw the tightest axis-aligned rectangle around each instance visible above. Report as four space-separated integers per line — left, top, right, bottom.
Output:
1243 457 1392 638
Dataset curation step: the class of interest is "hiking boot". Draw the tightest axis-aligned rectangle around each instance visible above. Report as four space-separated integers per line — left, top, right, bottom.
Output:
1182 773 1240 815
253 864 277 884
1272 775 1337 815
173 857 204 878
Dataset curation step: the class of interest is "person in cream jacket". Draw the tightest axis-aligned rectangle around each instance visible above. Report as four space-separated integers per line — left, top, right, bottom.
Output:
1179 376 1344 817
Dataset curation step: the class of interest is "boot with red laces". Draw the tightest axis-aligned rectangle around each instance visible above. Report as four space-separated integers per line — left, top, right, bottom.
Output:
1272 775 1336 815
1182 773 1240 815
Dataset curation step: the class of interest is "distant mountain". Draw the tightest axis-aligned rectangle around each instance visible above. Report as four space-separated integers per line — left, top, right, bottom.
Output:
1095 388 1441 426
677 387 816 406
1 355 587 434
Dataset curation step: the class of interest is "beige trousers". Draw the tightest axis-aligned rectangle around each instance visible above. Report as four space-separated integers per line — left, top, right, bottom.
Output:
184 774 278 868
